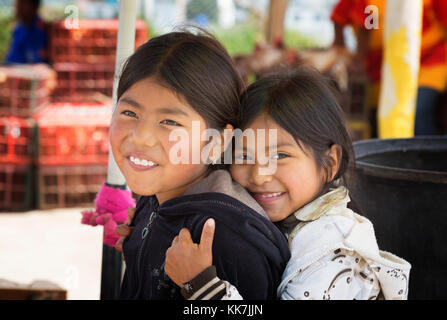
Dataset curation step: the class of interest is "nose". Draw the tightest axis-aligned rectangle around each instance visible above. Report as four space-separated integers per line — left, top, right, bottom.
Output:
249 164 273 186
130 120 157 148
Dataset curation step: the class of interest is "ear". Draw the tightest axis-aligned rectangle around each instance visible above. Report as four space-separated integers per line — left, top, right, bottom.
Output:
326 144 342 182
208 124 234 163
221 124 234 154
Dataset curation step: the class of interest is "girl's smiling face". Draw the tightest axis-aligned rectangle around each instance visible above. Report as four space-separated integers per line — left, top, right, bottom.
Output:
230 113 326 222
110 77 210 204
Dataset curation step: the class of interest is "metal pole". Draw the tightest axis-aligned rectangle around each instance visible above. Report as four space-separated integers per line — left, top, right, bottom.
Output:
101 0 137 300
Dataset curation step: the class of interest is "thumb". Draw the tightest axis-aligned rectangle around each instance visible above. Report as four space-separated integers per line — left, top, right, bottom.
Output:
199 218 215 253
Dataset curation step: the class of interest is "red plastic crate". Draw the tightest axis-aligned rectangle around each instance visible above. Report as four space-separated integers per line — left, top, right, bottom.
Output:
0 117 35 165
34 102 112 166
37 164 107 209
0 163 34 211
50 19 148 63
51 62 115 102
0 64 56 117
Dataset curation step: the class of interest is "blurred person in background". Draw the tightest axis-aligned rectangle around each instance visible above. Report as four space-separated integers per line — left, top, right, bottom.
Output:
331 0 385 138
331 0 447 136
5 0 48 64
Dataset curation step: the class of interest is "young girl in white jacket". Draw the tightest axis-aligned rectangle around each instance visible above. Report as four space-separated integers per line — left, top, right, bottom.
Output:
163 67 411 300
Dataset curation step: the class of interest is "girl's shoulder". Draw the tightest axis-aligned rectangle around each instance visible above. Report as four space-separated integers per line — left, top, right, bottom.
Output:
184 170 270 220
288 207 410 275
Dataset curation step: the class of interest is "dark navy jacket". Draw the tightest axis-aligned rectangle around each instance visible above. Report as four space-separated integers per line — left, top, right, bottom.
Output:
120 192 290 300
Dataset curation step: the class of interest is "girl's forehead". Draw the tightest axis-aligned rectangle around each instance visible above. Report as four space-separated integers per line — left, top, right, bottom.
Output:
124 78 183 103
245 112 275 128
244 113 296 145
120 78 196 115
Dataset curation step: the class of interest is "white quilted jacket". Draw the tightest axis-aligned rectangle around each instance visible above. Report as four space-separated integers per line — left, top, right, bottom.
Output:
222 186 411 300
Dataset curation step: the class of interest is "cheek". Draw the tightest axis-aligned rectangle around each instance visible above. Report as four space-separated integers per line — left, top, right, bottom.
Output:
280 163 322 202
109 118 126 155
274 166 300 193
162 132 204 164
161 136 208 176
230 165 249 187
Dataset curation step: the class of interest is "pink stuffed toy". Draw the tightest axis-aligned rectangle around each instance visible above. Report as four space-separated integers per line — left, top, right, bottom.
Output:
81 183 136 247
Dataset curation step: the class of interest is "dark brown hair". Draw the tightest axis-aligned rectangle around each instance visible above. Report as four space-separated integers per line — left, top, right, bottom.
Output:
118 28 244 131
239 66 355 188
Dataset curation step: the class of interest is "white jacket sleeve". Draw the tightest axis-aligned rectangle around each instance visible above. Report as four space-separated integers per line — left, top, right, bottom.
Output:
280 248 381 300
221 281 244 300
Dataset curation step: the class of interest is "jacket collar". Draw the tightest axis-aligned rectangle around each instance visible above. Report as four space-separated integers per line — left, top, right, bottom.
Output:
182 169 269 220
281 186 351 232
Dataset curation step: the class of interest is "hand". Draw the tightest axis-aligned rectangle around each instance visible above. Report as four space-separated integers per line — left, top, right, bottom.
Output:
165 218 215 287
114 206 136 260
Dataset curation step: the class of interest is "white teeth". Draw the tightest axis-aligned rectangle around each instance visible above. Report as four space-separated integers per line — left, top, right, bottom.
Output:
129 156 156 167
259 192 283 198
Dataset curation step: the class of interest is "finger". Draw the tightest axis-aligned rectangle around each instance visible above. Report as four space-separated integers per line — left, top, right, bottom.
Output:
178 228 193 243
199 218 215 253
165 246 171 261
126 206 136 224
172 235 179 245
115 224 134 237
115 236 124 253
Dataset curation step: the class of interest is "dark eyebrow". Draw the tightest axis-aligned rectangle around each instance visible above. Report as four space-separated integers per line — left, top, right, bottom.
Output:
118 98 189 117
268 142 296 149
118 97 141 108
157 107 189 117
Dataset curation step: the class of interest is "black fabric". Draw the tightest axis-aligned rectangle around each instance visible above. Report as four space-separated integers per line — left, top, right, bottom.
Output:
120 192 290 300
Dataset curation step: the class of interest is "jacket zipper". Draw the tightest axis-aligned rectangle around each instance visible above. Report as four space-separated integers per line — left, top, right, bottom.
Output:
134 209 158 298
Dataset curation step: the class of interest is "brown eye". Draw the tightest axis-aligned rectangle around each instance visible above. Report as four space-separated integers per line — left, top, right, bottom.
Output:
160 119 181 126
272 153 289 160
121 110 137 118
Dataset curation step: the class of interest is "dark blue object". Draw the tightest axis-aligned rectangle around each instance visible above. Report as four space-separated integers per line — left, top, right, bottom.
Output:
5 15 48 64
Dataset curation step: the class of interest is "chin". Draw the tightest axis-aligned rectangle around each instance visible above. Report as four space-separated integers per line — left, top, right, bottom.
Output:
269 216 284 223
125 179 158 196
264 210 285 223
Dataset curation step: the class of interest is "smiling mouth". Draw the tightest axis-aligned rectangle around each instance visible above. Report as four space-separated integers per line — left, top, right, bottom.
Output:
127 156 159 170
129 156 157 167
251 192 287 203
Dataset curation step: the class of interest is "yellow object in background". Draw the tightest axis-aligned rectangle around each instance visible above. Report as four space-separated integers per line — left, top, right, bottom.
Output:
378 0 423 138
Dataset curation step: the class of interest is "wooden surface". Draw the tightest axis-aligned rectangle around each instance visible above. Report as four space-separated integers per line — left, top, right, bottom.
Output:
0 279 67 300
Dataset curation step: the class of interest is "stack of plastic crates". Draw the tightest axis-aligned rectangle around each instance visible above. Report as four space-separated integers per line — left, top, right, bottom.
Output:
33 102 112 209
0 117 35 211
0 64 56 211
0 64 56 117
50 19 148 102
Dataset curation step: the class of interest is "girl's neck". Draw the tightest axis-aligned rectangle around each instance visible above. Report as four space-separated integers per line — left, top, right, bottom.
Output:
155 170 209 205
